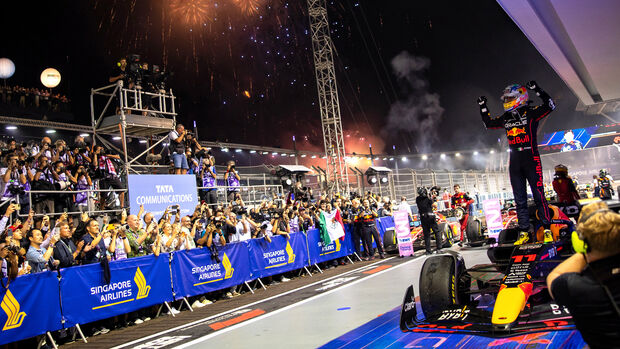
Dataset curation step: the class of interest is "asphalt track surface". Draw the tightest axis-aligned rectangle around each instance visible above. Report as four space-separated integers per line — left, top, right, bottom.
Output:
69 246 487 349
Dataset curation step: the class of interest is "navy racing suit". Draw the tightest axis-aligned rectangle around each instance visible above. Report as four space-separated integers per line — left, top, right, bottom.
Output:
479 82 555 230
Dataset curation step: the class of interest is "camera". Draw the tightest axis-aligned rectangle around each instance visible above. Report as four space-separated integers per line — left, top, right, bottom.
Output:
208 243 221 263
7 183 25 196
269 208 284 219
232 205 247 216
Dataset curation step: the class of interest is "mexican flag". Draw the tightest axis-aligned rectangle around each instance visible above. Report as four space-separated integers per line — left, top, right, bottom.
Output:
319 209 345 245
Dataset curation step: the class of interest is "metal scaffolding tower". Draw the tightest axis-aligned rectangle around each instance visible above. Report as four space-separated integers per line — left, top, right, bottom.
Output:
90 81 176 174
307 0 349 194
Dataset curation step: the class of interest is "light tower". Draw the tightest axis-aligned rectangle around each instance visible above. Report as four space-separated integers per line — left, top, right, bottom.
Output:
307 0 349 194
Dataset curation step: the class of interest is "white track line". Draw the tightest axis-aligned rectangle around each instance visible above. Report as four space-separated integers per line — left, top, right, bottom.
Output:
111 256 406 349
172 257 421 349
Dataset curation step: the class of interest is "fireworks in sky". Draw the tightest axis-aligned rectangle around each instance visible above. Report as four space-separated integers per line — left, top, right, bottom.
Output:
170 0 212 25
232 0 261 16
89 0 387 152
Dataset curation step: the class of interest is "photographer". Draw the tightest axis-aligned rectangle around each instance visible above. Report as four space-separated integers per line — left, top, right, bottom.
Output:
253 222 272 243
169 124 189 175
73 164 93 211
293 181 313 203
225 161 241 202
197 212 227 248
416 187 442 255
200 155 218 207
109 57 128 85
547 202 620 347
93 145 125 209
269 208 290 238
1 152 27 204
33 137 53 162
104 225 130 261
70 144 91 167
52 140 71 166
51 160 76 213
32 156 55 213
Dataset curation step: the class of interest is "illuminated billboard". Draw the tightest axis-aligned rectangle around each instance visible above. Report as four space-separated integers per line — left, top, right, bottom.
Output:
539 123 620 154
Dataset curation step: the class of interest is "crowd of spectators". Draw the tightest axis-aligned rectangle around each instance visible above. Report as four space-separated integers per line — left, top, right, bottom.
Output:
0 85 71 113
0 135 124 215
0 182 401 344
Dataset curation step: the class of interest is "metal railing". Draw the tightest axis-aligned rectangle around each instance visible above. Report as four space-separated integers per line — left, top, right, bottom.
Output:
197 184 285 206
15 188 128 218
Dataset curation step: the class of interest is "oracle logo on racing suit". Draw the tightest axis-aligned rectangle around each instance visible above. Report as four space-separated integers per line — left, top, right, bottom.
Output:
505 119 527 128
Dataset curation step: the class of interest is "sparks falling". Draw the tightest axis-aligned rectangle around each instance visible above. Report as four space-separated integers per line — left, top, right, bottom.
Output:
170 0 211 26
232 0 261 16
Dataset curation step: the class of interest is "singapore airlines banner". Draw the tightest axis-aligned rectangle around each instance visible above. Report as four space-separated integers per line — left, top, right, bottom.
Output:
128 174 199 220
0 272 62 345
60 253 173 326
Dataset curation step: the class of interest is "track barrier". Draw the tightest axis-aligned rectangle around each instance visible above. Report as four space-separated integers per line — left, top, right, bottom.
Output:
0 217 395 345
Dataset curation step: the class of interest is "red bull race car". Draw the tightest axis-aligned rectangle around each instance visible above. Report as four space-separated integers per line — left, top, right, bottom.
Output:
400 206 578 337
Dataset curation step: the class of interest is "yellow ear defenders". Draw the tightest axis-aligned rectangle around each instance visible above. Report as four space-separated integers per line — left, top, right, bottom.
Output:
572 208 613 254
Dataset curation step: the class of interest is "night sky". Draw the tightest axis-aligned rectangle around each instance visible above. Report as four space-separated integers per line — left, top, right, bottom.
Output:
1 0 609 156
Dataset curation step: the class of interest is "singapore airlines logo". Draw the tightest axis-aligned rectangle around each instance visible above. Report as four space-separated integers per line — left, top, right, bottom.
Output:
1 289 26 331
134 267 151 300
334 238 341 252
222 253 234 279
286 241 296 264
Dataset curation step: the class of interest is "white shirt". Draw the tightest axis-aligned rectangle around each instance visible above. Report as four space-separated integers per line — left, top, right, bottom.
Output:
160 234 178 252
233 221 252 242
398 201 412 215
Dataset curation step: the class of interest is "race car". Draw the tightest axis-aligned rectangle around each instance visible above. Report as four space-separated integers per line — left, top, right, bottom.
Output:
400 212 577 337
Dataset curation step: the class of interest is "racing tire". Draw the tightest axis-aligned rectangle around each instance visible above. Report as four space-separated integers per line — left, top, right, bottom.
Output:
437 222 452 248
382 228 398 254
466 219 483 247
419 254 470 317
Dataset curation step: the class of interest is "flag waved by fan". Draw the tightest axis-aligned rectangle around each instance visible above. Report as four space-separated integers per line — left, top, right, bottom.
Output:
318 210 345 245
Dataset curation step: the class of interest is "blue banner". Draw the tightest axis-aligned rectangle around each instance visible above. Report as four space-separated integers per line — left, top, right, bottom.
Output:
171 245 251 299
377 216 395 234
353 218 392 252
60 254 173 326
307 228 353 264
0 272 62 345
128 174 199 220
247 233 309 278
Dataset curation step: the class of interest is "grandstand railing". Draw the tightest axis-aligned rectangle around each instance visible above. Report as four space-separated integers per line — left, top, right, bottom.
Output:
15 188 127 218
197 184 285 206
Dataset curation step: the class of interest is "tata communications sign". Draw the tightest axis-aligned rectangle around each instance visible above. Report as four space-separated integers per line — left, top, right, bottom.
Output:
128 174 199 220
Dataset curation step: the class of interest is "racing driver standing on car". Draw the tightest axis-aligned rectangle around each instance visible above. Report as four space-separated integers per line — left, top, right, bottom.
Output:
478 81 555 244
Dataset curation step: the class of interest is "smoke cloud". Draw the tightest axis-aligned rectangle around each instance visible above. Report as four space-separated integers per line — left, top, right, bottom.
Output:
384 51 444 154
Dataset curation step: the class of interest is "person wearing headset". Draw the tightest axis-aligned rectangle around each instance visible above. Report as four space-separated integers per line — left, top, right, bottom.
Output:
547 201 620 348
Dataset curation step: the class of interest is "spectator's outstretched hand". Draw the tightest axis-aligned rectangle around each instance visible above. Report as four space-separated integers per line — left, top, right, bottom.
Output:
81 212 89 222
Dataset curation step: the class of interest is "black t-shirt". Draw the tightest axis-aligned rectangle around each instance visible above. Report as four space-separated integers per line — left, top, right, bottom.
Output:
110 66 128 86
551 254 620 349
416 196 434 215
